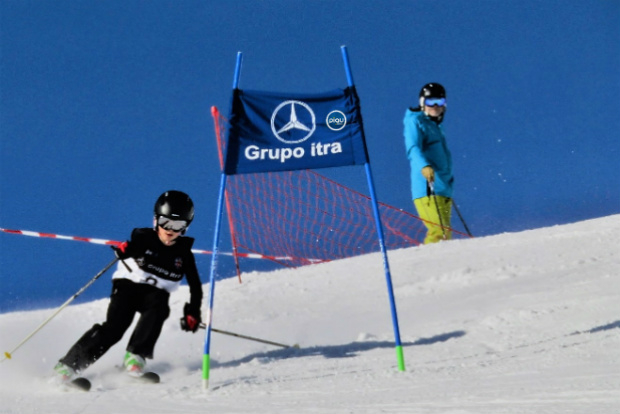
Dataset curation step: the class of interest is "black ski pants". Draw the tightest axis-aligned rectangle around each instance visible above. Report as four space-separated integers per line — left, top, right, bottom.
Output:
59 279 170 372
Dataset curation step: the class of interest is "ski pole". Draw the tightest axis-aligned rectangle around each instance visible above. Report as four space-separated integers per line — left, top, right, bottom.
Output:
199 323 299 349
452 200 473 237
2 257 119 362
428 182 447 240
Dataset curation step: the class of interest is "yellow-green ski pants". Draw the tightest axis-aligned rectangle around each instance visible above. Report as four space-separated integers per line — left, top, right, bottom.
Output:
414 195 453 244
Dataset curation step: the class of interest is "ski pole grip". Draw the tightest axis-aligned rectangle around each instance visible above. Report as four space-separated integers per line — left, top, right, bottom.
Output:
110 246 132 273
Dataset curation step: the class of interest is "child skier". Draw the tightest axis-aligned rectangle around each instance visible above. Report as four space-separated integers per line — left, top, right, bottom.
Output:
52 190 203 384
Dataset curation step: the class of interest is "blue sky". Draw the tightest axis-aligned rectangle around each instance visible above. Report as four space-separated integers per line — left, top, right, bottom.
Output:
1 1 619 312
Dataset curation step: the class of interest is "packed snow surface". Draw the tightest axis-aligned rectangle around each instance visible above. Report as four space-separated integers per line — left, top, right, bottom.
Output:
1 215 619 413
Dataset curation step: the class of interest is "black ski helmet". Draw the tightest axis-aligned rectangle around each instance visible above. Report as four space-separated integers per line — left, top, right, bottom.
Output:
419 83 446 99
154 190 194 224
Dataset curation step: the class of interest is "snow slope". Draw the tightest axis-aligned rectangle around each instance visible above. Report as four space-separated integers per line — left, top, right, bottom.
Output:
1 215 619 413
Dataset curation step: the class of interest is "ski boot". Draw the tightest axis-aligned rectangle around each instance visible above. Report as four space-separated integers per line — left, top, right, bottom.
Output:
123 352 146 377
51 362 76 385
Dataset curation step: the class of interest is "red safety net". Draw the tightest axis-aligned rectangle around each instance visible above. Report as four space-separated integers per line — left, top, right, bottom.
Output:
211 106 468 278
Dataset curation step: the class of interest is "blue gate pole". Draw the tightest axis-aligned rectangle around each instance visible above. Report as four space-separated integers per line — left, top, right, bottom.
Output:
202 52 243 389
202 173 227 389
340 45 405 371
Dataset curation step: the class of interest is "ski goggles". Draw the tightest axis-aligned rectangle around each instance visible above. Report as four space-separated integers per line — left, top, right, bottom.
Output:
424 97 446 107
157 216 188 232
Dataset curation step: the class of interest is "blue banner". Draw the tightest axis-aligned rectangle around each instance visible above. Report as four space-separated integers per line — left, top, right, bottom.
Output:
224 87 369 175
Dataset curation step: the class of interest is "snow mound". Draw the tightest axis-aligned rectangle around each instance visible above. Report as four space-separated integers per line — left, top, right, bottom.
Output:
1 215 619 413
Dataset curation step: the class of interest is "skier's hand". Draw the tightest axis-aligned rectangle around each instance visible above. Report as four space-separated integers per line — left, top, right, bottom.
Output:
111 241 130 259
180 303 201 333
421 166 435 182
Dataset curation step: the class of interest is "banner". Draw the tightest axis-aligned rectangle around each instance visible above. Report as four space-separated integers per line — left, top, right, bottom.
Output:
224 87 369 175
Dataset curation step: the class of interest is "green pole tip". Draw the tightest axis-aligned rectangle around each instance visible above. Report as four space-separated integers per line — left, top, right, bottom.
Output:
395 345 405 371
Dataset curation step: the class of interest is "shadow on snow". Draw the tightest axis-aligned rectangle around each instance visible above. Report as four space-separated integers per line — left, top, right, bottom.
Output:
210 330 466 369
570 320 620 336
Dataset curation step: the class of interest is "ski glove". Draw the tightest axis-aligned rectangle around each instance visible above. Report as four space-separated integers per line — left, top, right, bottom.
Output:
421 166 435 182
111 241 130 260
180 302 201 333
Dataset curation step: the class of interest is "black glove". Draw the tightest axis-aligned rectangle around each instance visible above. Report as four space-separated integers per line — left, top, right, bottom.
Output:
111 241 130 260
180 303 201 333
111 242 133 272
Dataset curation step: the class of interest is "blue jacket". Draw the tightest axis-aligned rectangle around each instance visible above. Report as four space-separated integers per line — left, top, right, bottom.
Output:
403 108 454 199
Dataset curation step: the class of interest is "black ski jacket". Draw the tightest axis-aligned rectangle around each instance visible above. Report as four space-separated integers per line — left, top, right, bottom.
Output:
111 228 202 309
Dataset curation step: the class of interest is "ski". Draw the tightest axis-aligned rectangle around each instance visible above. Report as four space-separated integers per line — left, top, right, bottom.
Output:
65 377 91 392
57 371 157 392
117 365 160 384
129 371 160 384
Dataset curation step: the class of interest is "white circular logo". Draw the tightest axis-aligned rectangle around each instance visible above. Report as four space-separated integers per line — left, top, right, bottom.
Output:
326 110 347 131
271 100 316 144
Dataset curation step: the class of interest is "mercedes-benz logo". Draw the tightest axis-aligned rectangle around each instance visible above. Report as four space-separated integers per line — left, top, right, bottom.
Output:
271 100 316 144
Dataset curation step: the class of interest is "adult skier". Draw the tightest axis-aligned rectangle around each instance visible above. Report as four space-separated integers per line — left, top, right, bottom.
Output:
403 83 454 243
52 190 203 384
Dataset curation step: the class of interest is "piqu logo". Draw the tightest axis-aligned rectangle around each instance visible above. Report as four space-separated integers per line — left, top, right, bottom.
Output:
326 110 347 131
